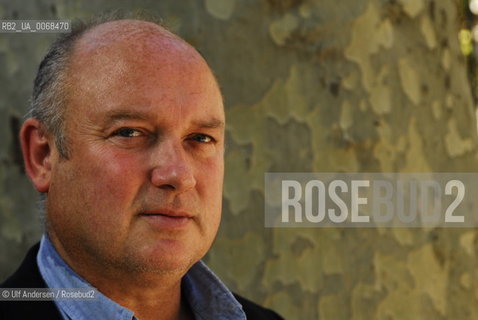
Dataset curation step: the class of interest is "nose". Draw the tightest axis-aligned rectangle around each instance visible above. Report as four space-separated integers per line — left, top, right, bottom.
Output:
150 139 196 193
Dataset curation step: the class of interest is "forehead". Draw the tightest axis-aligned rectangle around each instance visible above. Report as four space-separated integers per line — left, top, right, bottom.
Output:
70 20 211 87
64 20 224 125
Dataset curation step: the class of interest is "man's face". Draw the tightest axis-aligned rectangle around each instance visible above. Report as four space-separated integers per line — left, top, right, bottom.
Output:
45 24 225 276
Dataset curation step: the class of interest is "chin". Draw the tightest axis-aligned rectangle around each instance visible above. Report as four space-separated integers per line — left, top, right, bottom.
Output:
125 242 202 275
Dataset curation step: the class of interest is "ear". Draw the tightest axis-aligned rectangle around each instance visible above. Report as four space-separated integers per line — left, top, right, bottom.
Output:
20 118 53 193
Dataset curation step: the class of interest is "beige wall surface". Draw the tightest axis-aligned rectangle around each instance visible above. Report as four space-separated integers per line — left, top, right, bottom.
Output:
1 0 478 319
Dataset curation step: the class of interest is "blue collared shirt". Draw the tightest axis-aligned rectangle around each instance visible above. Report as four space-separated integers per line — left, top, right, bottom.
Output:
37 235 246 320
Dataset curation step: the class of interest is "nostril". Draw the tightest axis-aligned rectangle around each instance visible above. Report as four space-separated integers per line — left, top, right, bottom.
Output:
159 184 176 190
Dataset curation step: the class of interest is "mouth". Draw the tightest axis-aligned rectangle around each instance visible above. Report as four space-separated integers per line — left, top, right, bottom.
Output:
139 210 193 230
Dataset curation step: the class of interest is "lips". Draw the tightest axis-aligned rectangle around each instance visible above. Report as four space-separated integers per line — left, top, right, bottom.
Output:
139 209 193 230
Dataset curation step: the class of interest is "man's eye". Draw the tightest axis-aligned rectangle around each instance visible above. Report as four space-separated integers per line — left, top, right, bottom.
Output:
113 128 142 138
191 134 213 143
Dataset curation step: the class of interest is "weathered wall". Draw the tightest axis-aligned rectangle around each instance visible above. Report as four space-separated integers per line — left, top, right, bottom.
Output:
1 0 478 319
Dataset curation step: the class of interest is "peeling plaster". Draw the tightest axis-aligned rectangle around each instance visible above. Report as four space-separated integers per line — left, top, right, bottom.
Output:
399 0 425 18
339 100 353 130
442 49 451 71
205 0 236 20
207 232 265 291
269 14 299 46
432 101 442 120
298 2 312 19
445 118 474 157
264 230 323 293
459 232 475 256
402 118 431 172
420 15 437 49
342 72 359 91
370 86 392 115
345 2 394 92
460 272 472 289
407 244 448 315
392 228 414 246
319 294 348 319
398 58 421 106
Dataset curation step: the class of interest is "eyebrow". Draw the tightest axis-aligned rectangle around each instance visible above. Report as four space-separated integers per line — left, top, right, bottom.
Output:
101 110 225 129
192 118 225 129
103 110 150 122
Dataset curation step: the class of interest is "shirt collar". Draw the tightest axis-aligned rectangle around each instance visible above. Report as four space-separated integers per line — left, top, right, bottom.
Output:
183 262 246 320
37 234 246 320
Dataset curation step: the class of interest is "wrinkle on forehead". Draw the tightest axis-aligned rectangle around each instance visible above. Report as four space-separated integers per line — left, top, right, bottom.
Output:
76 20 189 55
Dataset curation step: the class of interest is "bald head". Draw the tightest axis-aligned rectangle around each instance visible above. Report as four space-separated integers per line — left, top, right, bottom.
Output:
69 20 210 96
75 19 183 53
72 19 199 67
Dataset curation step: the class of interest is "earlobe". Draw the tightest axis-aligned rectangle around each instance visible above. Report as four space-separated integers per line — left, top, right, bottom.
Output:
20 118 53 193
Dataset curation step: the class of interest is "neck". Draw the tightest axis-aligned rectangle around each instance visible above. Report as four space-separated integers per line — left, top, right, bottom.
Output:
82 269 192 320
47 234 194 320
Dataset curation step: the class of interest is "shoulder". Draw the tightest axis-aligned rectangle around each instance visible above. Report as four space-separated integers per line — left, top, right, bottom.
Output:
0 243 62 320
1 242 43 288
233 293 285 320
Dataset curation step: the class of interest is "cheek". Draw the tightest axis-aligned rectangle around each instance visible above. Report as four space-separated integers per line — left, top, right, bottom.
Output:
81 147 146 200
50 147 146 232
197 154 224 189
53 149 147 239
196 156 224 218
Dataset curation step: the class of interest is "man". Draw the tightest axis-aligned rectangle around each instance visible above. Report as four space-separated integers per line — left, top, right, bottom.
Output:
0 17 283 320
